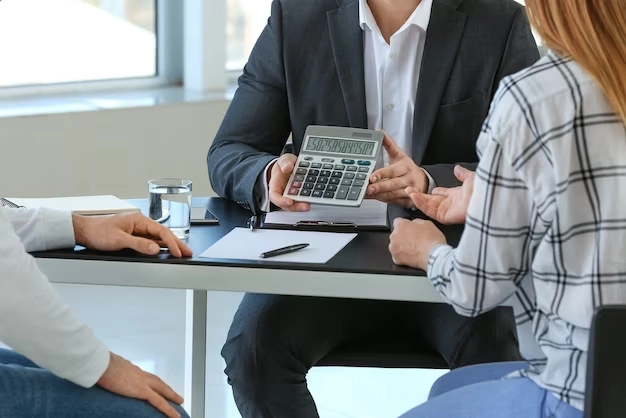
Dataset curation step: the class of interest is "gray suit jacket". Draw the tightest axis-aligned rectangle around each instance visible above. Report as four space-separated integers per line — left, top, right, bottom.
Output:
208 0 540 214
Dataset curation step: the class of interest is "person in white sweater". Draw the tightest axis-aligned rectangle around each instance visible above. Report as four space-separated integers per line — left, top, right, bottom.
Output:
0 206 193 418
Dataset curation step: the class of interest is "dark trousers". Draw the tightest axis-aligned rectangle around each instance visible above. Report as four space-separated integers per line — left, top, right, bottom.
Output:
221 294 522 418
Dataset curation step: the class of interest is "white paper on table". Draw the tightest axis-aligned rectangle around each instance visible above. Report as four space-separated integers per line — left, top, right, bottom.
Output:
199 227 357 264
264 199 388 227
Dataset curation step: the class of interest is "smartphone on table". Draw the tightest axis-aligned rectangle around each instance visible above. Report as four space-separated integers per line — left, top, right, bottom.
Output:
190 207 219 225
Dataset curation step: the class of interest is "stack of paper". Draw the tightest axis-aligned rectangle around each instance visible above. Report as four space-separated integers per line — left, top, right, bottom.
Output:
5 195 140 215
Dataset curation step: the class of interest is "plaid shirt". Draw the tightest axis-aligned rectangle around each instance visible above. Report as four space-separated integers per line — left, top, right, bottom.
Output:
427 52 626 411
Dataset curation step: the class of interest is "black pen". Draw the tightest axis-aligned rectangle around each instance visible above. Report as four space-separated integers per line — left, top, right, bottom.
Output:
260 243 309 258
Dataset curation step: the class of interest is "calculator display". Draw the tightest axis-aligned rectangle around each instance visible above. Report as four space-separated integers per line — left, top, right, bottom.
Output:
305 136 376 156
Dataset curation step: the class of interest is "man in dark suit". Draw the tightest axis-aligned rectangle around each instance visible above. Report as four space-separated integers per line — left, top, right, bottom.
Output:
208 0 540 416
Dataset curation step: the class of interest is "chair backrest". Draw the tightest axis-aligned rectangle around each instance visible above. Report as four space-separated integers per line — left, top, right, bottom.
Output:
584 305 626 418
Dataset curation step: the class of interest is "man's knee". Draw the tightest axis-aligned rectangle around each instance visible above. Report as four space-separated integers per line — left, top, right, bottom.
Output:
221 294 307 388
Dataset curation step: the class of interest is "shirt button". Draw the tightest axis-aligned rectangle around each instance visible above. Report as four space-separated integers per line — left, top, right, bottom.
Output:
389 52 397 60
386 103 394 110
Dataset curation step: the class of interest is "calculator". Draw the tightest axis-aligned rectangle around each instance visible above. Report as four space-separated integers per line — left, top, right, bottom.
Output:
284 126 384 207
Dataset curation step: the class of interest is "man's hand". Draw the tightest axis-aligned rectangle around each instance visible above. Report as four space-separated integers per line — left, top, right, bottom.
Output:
268 153 311 212
389 218 447 270
97 353 184 418
72 213 193 258
407 165 475 225
367 134 429 208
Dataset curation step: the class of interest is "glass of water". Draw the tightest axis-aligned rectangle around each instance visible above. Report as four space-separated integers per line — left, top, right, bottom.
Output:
148 178 192 239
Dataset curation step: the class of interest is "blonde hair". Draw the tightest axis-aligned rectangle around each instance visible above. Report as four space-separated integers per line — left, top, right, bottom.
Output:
525 0 626 123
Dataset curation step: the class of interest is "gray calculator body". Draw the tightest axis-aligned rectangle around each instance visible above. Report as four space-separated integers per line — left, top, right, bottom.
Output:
284 126 384 207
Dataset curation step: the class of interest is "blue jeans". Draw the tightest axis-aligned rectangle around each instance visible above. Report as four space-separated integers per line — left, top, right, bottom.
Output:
400 362 584 418
0 348 190 418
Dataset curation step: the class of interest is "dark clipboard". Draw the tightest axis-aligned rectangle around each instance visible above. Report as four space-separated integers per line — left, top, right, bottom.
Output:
258 214 390 233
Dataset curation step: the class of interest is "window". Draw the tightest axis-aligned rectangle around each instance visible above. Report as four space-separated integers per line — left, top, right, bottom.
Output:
226 0 272 71
0 0 157 88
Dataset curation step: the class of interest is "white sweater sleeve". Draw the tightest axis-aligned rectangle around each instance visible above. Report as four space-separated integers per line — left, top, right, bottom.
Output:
0 208 110 387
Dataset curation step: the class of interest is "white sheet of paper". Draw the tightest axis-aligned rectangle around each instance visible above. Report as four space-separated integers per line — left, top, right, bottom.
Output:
264 199 388 227
199 228 357 264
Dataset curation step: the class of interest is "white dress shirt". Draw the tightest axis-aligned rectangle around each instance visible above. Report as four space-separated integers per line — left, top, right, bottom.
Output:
427 52 626 410
360 0 432 167
255 0 434 211
0 207 109 387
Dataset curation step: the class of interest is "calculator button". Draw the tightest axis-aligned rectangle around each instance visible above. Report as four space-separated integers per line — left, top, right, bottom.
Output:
341 179 353 186
346 166 358 172
311 163 322 169
344 172 355 179
294 174 305 181
353 180 365 187
347 187 362 200
299 161 310 167
322 164 334 170
331 171 343 178
288 188 299 195
334 165 345 170
327 184 338 191
329 178 341 185
341 159 355 164
303 182 315 189
356 173 367 180
306 175 317 183
320 170 331 177
317 177 328 184
300 189 312 196
358 167 369 173
304 156 313 161
312 190 323 198
296 168 307 175
314 183 325 190
291 181 302 188
336 185 350 200
357 160 372 166
322 158 335 163
309 169 320 176
323 191 336 199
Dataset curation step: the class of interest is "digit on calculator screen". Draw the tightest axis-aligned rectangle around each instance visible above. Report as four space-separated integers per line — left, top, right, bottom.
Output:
305 137 375 156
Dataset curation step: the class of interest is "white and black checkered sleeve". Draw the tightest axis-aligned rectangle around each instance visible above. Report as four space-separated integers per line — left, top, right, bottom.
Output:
427 124 538 317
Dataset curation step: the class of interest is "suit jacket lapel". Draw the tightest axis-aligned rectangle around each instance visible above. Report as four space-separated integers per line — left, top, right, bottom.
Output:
327 0 368 129
412 0 467 163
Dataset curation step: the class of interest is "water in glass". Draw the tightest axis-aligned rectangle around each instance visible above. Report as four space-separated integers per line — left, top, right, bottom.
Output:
148 184 191 238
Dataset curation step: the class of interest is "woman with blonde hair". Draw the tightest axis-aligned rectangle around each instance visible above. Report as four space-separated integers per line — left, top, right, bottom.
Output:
390 0 626 416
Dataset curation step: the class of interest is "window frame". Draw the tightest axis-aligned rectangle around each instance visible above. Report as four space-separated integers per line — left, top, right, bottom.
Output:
0 0 183 99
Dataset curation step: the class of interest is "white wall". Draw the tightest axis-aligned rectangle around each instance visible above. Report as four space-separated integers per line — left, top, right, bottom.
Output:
0 100 230 198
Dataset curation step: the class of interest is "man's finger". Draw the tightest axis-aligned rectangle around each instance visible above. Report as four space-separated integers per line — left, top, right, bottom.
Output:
382 133 405 158
126 236 163 256
269 190 294 208
370 163 406 183
454 165 473 182
150 376 184 405
146 391 180 418
277 154 297 175
141 221 190 257
367 177 406 195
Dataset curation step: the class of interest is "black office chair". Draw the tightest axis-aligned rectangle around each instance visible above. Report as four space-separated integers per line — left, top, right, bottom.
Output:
280 142 449 369
316 338 449 369
584 305 626 418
